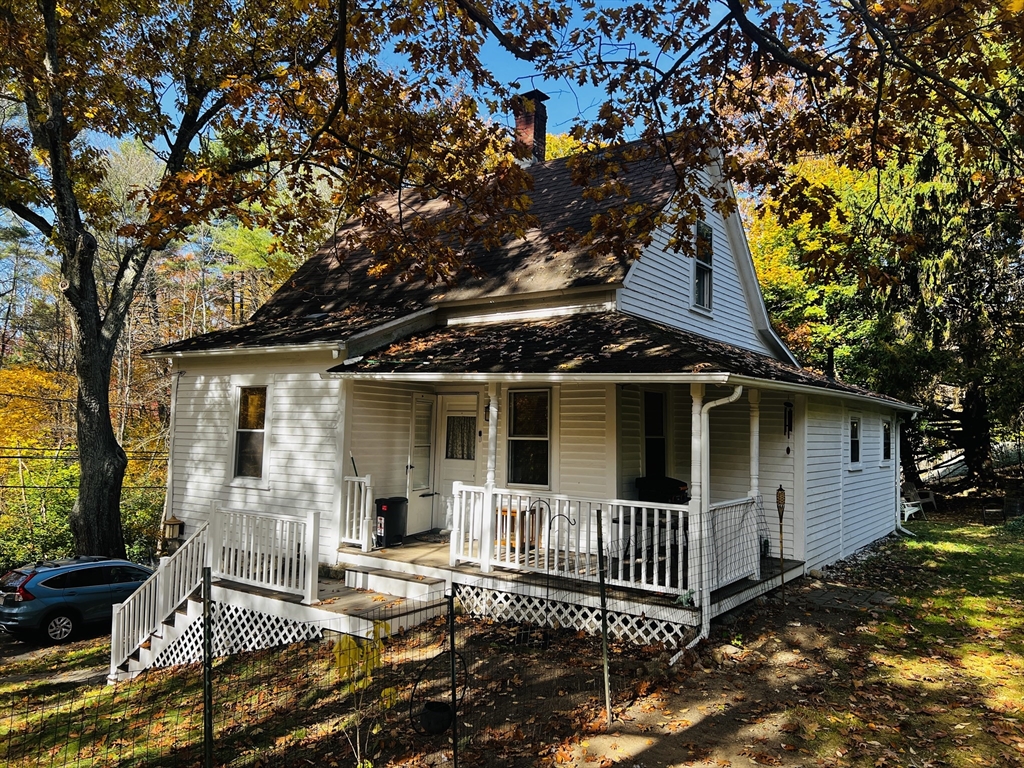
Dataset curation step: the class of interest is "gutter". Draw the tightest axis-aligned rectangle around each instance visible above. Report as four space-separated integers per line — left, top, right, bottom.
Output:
683 384 744 655
142 341 346 360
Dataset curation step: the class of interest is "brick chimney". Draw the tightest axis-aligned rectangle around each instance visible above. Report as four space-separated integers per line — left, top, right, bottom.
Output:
511 89 549 164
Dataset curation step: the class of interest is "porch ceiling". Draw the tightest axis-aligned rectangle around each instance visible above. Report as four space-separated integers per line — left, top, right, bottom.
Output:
328 311 910 406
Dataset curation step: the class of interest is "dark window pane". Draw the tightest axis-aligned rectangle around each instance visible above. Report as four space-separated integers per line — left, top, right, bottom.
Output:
696 221 713 265
446 416 476 460
883 422 892 460
850 420 860 464
110 566 149 584
40 574 67 589
65 566 109 588
235 431 265 477
643 391 665 437
510 392 548 437
645 437 667 478
509 440 548 485
238 387 266 430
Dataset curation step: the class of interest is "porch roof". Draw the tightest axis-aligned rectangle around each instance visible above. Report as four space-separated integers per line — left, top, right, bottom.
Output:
329 311 913 409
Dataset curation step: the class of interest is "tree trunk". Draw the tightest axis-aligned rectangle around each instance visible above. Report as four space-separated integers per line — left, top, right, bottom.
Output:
960 382 994 484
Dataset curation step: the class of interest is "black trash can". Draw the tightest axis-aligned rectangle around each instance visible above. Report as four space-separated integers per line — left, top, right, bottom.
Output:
375 496 409 548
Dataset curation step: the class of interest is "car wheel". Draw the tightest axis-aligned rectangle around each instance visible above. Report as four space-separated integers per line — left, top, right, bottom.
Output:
43 611 76 643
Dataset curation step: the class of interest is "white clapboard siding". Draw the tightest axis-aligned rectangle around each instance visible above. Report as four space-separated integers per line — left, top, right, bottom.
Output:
669 385 693 484
756 391 797 558
842 411 897 556
349 381 431 498
617 386 642 498
558 384 612 499
706 391 750 503
171 372 341 564
618 190 773 357
804 399 844 569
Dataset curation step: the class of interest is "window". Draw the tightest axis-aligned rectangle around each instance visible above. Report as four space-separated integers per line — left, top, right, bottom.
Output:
643 390 666 478
849 417 861 465
882 420 892 462
508 390 549 486
693 221 713 310
235 386 267 478
64 567 108 589
445 416 476 461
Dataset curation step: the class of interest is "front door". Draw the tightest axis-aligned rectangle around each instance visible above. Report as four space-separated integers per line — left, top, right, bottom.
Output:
406 394 436 534
436 394 480 531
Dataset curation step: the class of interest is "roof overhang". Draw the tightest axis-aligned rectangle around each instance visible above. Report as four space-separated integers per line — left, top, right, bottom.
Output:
142 340 347 360
322 369 918 412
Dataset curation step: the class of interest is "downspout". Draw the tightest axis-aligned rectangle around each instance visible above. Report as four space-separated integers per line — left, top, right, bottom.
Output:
685 384 743 652
894 415 916 537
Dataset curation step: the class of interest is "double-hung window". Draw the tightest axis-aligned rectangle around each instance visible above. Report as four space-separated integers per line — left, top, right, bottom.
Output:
508 390 549 486
693 221 713 310
235 386 268 479
849 417 861 467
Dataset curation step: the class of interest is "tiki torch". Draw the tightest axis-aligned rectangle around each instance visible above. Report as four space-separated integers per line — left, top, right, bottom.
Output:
776 485 786 606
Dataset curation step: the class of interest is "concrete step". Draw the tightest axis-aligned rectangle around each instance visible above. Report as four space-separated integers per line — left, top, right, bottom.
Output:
343 566 445 601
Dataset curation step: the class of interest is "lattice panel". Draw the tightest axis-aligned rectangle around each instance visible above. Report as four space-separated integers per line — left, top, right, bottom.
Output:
152 603 321 668
456 585 698 648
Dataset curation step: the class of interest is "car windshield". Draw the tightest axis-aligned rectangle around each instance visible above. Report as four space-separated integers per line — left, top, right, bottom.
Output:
1 570 30 590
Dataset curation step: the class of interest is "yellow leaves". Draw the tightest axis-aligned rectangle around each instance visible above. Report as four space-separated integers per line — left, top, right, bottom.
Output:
0 367 74 450
1006 0 1024 11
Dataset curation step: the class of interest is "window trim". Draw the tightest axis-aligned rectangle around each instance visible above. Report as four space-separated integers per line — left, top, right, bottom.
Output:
692 220 714 312
880 418 893 466
506 388 551 489
227 376 273 490
848 415 862 470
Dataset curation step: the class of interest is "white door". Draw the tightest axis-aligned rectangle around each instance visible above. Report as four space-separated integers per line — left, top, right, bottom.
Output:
406 394 436 534
436 394 480 531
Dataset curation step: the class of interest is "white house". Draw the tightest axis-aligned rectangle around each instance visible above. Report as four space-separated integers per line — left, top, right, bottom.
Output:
113 94 915 679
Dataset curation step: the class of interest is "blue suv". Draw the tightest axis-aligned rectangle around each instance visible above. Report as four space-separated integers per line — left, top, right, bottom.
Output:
0 557 153 643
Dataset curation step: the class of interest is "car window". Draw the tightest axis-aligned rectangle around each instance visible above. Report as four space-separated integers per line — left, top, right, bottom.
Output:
40 574 68 589
110 566 149 584
1 570 30 589
63 566 110 588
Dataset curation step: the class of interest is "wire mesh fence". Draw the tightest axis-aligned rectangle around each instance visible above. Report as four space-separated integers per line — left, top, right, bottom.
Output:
2 579 695 768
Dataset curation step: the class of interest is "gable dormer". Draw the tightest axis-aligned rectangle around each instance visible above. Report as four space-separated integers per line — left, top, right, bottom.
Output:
618 167 796 365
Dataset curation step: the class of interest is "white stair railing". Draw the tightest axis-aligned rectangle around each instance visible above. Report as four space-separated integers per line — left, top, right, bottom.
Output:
211 507 318 604
341 475 374 551
109 521 209 681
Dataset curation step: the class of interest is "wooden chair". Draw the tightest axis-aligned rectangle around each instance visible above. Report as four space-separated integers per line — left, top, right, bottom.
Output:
983 496 1024 525
902 481 937 515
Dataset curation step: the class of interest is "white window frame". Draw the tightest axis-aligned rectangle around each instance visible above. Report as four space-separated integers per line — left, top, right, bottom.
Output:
848 415 862 470
880 418 893 466
692 220 714 312
506 389 551 489
227 375 273 490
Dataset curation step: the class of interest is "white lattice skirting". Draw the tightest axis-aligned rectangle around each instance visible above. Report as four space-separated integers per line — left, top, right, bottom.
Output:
456 585 698 648
152 603 322 668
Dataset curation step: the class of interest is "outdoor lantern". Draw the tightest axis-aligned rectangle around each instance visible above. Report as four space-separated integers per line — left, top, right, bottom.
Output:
776 485 786 520
162 514 184 542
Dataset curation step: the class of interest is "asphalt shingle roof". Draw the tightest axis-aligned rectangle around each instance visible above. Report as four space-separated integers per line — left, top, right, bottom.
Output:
328 311 907 406
150 152 678 355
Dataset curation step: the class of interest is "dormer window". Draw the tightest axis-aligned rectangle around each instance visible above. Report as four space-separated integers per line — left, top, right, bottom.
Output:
694 221 713 310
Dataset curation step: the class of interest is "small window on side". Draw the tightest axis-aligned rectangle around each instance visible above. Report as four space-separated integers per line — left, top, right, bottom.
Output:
235 386 267 478
882 420 892 462
694 221 713 310
850 417 861 465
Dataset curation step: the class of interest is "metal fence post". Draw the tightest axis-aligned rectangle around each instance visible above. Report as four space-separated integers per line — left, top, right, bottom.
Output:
448 588 459 768
203 566 213 768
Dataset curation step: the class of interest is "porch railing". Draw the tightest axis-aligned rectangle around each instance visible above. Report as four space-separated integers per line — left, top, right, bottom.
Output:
451 484 761 605
340 474 374 551
708 497 761 590
109 520 210 681
212 507 319 604
450 484 700 600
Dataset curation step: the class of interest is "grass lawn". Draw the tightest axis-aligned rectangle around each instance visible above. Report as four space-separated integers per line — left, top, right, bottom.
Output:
0 514 1021 767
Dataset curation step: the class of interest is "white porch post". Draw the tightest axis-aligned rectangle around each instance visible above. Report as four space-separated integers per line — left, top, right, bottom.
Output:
748 389 760 498
481 382 499 574
688 383 704 603
302 509 320 605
